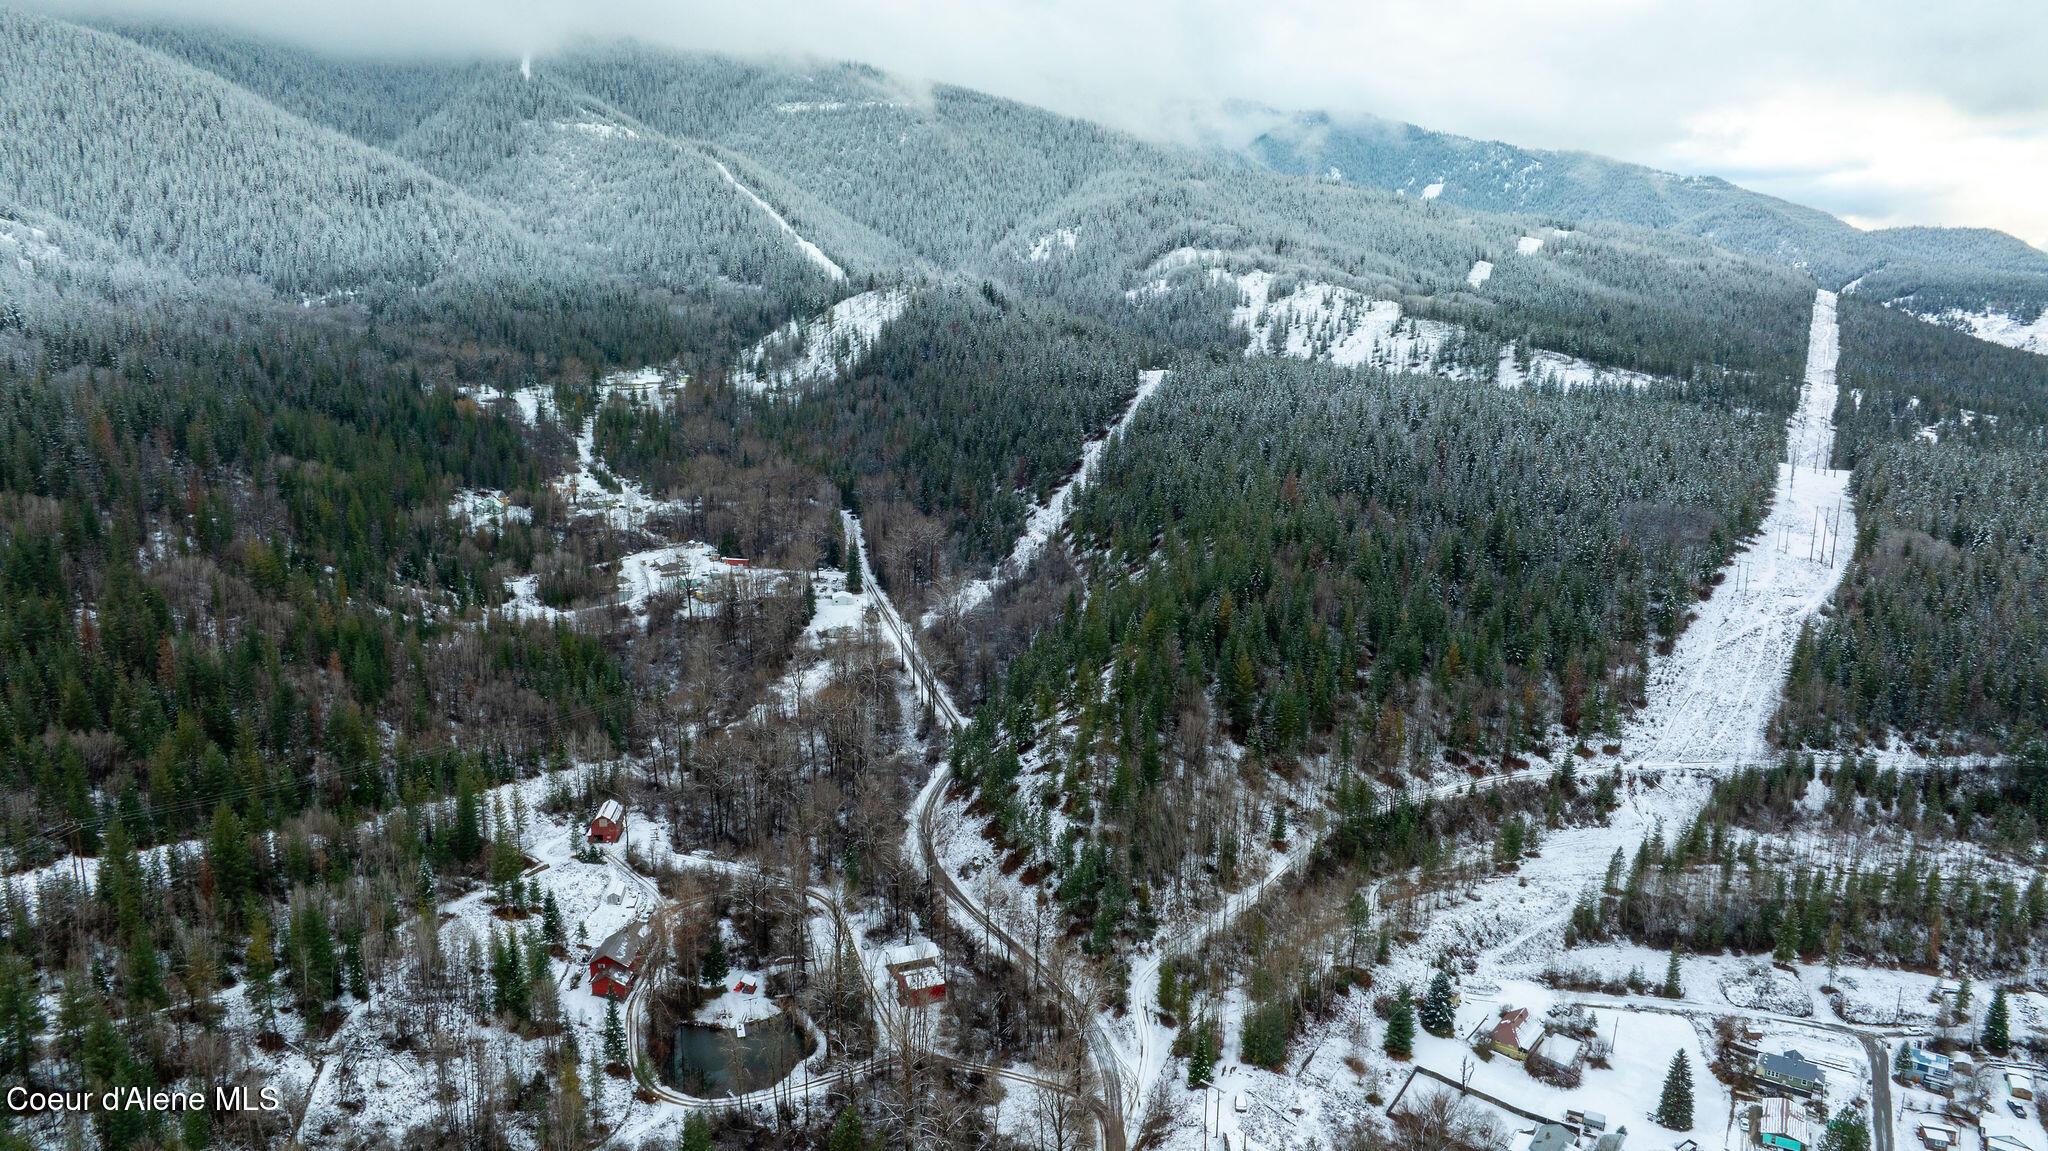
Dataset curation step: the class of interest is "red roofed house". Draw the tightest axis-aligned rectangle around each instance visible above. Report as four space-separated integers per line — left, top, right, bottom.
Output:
588 799 625 844
1489 1007 1533 1060
589 922 648 998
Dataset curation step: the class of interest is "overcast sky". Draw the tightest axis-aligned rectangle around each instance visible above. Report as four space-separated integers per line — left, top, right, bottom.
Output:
39 0 2048 249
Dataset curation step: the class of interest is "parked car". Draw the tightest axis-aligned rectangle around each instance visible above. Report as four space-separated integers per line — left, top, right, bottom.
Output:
2009 1101 2028 1120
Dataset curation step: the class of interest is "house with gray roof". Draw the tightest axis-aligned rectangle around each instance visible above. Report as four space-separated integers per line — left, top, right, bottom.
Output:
1756 1049 1826 1098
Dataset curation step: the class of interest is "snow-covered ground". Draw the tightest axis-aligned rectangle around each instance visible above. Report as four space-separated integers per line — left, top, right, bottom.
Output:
465 368 690 534
934 369 1168 624
1631 291 1849 768
1911 305 2048 356
1408 984 1743 1150
1496 346 1663 392
1027 227 1080 261
453 368 838 635
732 287 910 393
1133 249 1668 392
1225 269 1469 376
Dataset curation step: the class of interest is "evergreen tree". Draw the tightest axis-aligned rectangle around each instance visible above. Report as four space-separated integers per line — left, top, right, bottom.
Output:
491 927 532 1020
1956 975 1973 1014
1420 972 1456 1038
1384 984 1416 1058
1892 1041 1911 1081
1773 902 1800 962
343 940 369 1000
1661 947 1684 998
126 924 166 1011
1984 985 2011 1053
1187 1020 1216 1086
453 775 484 864
1818 1108 1870 1151
80 1002 149 1151
603 993 628 1067
680 1113 712 1151
1494 816 1527 866
542 890 565 944
205 803 253 919
0 951 44 1076
844 533 864 595
829 1104 865 1151
1654 1049 1693 1130
702 930 730 986
245 913 276 1030
290 901 338 1009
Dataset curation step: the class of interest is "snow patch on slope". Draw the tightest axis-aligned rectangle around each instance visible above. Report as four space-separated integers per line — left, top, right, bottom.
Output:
1912 305 2048 356
1420 181 1445 199
732 287 911 393
1517 235 1545 255
554 120 638 139
1026 227 1079 261
1496 346 1661 392
1228 269 1467 375
1466 259 1494 287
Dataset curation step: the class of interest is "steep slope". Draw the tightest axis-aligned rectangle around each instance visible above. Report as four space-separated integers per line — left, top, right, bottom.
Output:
89 17 484 147
0 9 542 294
552 43 1187 269
1246 110 2048 324
386 69 877 299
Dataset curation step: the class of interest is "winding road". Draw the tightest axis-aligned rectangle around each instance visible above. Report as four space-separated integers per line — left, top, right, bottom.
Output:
618 288 1864 1150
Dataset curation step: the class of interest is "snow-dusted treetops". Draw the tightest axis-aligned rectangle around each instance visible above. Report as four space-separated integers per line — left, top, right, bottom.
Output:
2 8 2047 1151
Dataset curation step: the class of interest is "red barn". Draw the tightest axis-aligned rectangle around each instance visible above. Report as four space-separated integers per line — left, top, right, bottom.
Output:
589 922 648 998
893 961 946 1007
880 942 946 1008
588 799 625 844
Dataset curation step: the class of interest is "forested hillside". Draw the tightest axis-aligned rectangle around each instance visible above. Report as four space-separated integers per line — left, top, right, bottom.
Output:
3 12 2047 1151
1247 109 2048 322
1773 298 2048 751
948 357 1780 951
